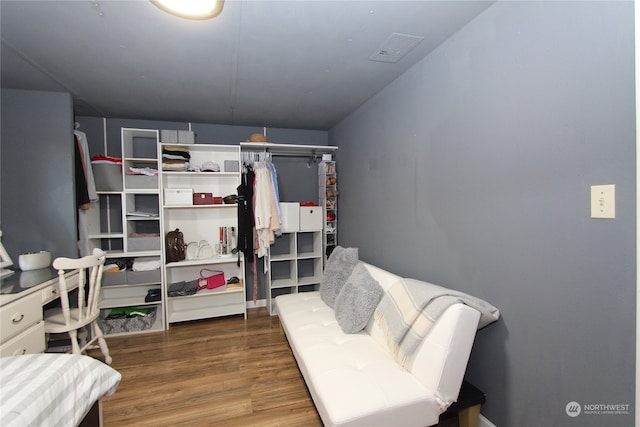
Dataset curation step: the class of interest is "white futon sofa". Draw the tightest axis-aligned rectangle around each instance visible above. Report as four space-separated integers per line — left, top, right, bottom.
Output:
276 260 498 427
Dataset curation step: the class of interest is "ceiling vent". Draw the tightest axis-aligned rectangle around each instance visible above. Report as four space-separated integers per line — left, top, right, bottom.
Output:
369 33 425 63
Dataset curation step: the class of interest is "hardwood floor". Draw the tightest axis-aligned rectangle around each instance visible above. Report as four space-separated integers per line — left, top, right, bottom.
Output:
90 308 321 427
90 307 460 427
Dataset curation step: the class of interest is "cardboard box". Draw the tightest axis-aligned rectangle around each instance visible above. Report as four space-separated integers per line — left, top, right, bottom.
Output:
280 202 300 232
300 206 322 231
164 188 193 206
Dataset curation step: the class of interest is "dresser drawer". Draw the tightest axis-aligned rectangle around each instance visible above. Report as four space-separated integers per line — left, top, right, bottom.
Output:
0 321 45 356
0 291 43 343
42 272 78 305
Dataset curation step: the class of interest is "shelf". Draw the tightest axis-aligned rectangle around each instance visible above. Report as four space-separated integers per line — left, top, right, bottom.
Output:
270 254 296 261
163 204 236 210
88 232 124 239
266 230 323 315
124 157 157 163
167 287 244 299
124 188 159 194
297 252 321 259
165 256 236 268
99 296 161 309
126 216 160 221
271 278 297 289
162 171 239 177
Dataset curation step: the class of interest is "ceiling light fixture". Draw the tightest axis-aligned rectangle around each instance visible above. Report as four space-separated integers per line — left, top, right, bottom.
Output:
150 0 224 20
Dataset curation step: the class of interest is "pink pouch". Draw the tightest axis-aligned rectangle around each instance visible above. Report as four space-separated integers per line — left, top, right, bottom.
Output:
197 269 225 290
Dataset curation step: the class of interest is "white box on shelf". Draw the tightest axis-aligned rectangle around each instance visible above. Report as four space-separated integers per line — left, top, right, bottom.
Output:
299 206 322 231
280 202 300 232
164 188 193 206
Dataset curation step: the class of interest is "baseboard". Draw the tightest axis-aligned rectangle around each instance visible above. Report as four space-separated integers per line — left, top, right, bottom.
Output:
246 298 267 309
479 414 497 427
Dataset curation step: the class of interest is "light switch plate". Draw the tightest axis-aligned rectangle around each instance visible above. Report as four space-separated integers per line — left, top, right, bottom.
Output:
590 184 615 219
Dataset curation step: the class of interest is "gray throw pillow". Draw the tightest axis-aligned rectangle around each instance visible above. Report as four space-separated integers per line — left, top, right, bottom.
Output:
334 262 383 334
320 246 359 308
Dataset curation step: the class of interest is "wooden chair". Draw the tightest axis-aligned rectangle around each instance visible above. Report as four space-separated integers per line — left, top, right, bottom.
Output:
44 253 112 364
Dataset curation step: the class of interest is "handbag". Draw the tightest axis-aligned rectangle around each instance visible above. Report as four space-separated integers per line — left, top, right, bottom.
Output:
186 240 214 260
197 269 225 290
166 229 186 263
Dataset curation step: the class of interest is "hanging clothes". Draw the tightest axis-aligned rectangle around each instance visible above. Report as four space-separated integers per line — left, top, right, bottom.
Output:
253 161 282 258
75 129 99 257
237 166 255 259
268 161 282 238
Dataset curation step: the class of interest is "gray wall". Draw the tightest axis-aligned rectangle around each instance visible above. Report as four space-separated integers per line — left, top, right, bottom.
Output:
331 2 635 426
76 116 328 301
1 88 77 261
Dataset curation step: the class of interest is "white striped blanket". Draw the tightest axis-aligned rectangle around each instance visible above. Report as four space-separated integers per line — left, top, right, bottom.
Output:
0 354 121 427
374 278 499 369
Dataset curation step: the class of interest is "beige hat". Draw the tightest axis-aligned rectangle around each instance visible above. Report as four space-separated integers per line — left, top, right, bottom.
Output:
245 133 268 143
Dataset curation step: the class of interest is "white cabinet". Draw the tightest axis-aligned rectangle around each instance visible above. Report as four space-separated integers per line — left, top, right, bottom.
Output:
319 160 338 263
160 144 246 324
90 128 164 336
267 230 323 315
0 291 45 356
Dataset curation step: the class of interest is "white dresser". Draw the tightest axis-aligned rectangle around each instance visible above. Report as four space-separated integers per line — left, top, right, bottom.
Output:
0 268 78 356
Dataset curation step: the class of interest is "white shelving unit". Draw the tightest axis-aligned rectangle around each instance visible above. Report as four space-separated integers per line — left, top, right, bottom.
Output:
319 160 338 263
240 141 337 316
93 128 164 336
160 143 246 324
267 230 323 315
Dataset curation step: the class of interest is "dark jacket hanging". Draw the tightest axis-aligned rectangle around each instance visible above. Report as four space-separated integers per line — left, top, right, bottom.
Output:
237 166 255 264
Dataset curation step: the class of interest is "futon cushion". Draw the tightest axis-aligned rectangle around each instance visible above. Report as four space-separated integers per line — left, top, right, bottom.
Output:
320 246 359 308
334 262 383 333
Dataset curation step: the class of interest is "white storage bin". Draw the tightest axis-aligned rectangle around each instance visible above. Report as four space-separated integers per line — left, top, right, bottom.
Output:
299 206 322 231
280 202 300 232
164 188 193 206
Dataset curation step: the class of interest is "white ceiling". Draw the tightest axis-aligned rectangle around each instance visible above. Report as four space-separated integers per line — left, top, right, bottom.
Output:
0 0 493 130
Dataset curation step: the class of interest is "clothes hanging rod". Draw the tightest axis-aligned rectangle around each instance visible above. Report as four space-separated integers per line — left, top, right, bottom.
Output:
240 142 337 157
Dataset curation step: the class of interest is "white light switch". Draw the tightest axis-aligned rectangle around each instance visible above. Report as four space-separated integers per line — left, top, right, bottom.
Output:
590 184 615 219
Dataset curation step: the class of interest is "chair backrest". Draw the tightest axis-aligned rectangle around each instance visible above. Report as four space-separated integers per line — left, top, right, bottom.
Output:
52 253 106 327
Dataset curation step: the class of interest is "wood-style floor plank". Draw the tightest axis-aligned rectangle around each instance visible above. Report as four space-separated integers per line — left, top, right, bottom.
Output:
90 308 322 427
89 307 459 427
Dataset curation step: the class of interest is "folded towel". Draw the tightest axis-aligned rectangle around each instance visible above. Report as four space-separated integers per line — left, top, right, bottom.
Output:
132 257 161 272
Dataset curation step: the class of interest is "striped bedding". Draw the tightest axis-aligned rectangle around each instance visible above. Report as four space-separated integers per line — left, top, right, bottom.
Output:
0 353 121 427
